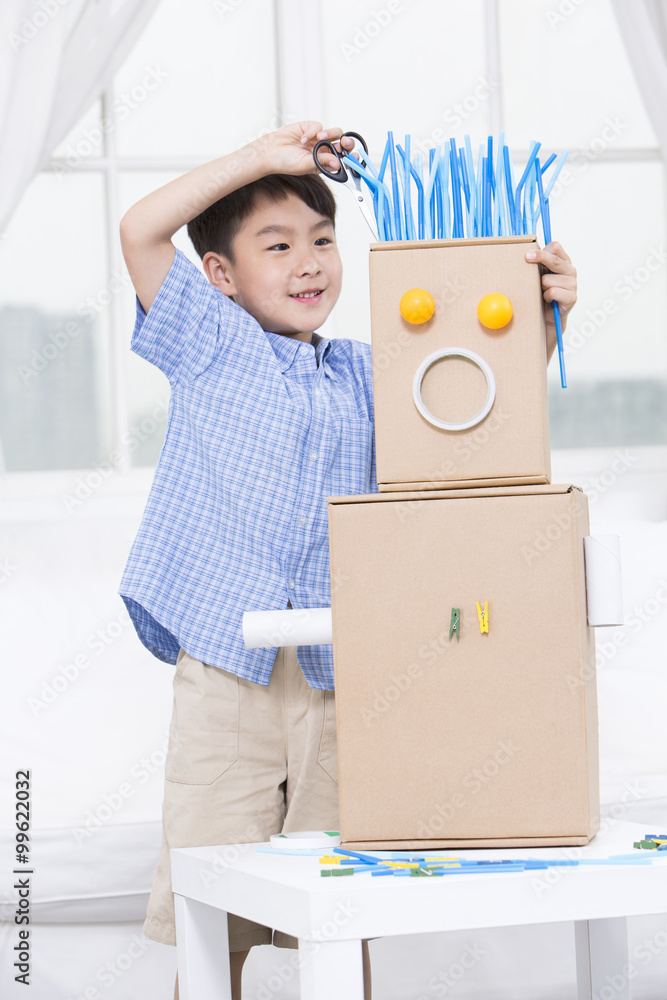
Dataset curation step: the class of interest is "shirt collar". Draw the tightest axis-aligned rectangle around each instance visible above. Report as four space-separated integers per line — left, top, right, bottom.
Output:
264 330 333 374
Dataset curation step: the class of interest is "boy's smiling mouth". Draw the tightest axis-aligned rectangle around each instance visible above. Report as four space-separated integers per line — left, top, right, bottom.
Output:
290 288 324 301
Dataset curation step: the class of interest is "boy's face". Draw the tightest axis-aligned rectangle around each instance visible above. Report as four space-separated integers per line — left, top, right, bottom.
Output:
204 193 342 341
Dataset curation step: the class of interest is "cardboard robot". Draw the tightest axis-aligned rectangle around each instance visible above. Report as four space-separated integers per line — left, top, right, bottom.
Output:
243 139 623 850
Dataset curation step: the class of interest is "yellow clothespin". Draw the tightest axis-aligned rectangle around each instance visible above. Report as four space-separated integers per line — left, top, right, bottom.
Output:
476 601 489 634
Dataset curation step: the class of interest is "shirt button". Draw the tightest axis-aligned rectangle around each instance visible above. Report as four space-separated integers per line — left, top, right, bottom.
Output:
288 579 295 589
298 515 307 525
310 450 318 461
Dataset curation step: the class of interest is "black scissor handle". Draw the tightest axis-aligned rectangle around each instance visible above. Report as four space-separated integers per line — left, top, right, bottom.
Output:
313 131 369 181
313 139 347 181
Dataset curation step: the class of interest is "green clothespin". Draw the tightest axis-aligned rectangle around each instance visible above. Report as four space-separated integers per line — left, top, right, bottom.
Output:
449 608 460 641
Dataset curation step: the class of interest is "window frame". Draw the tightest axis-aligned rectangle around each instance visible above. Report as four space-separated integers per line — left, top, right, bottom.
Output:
1 0 664 493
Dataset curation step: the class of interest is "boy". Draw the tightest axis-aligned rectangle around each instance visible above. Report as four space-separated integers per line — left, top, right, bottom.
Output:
118 121 577 1000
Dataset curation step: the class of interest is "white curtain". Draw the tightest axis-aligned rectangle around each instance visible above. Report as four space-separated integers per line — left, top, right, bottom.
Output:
0 0 163 232
611 0 667 160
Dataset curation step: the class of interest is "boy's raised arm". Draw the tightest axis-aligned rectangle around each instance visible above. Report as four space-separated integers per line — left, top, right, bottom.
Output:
119 122 353 313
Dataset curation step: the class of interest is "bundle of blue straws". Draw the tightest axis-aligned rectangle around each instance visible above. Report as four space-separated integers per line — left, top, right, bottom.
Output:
344 133 569 388
343 132 567 245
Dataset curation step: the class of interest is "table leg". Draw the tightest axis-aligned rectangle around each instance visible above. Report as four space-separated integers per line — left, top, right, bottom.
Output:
298 937 365 1000
575 917 630 1000
174 893 232 1000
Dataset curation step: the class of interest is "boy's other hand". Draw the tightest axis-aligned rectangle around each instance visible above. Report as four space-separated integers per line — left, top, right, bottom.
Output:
253 122 357 177
525 241 577 333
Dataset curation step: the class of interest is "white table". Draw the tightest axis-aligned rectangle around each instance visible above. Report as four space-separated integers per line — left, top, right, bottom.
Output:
171 820 667 1000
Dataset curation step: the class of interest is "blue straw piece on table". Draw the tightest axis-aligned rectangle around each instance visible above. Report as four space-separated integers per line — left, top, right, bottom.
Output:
535 157 567 388
387 131 403 240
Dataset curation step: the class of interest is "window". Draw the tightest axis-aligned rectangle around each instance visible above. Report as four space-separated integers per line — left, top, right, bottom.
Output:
0 0 662 474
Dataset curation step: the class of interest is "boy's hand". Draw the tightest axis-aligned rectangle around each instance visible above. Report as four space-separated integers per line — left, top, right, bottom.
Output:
525 242 577 362
525 241 577 330
253 121 357 176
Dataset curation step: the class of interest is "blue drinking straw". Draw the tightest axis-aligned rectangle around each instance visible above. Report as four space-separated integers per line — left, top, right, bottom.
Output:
476 142 485 235
402 135 416 239
544 149 569 199
449 138 463 238
464 134 476 235
502 145 516 233
341 155 393 241
427 148 437 238
535 157 567 388
440 146 451 239
492 132 504 235
480 156 487 236
377 138 396 239
435 151 444 238
396 144 424 240
541 152 557 174
487 135 495 195
495 147 505 236
378 137 390 182
458 148 471 236
387 131 403 240
514 140 541 235
426 146 442 240
412 152 425 240
486 150 494 236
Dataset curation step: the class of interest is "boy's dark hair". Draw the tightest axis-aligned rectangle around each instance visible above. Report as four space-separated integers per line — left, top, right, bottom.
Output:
187 173 337 262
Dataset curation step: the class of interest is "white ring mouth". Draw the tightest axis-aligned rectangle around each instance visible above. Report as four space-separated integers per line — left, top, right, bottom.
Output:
412 348 496 432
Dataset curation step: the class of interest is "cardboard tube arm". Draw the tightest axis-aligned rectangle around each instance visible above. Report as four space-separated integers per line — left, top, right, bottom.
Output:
584 535 623 627
243 608 333 648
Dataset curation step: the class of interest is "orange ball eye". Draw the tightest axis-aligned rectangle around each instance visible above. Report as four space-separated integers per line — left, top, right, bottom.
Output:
477 293 513 329
399 288 435 325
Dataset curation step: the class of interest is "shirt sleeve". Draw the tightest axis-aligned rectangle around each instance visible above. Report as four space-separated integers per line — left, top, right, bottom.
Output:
130 248 228 385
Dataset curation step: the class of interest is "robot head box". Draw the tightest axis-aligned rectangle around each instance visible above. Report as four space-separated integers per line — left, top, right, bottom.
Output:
321 133 568 491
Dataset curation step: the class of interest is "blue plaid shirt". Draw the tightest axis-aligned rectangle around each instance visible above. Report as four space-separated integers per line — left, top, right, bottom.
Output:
119 248 377 689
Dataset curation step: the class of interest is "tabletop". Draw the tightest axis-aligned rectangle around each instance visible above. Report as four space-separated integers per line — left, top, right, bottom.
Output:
171 820 667 943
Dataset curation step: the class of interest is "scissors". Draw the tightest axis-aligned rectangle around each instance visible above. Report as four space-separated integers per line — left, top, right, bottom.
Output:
313 130 379 241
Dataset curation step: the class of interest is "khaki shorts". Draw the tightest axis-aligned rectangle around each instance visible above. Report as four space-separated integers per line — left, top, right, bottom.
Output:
143 641 339 951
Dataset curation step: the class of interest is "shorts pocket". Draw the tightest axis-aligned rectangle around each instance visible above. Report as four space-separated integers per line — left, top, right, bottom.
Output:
166 728 238 785
317 689 339 784
167 652 240 784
